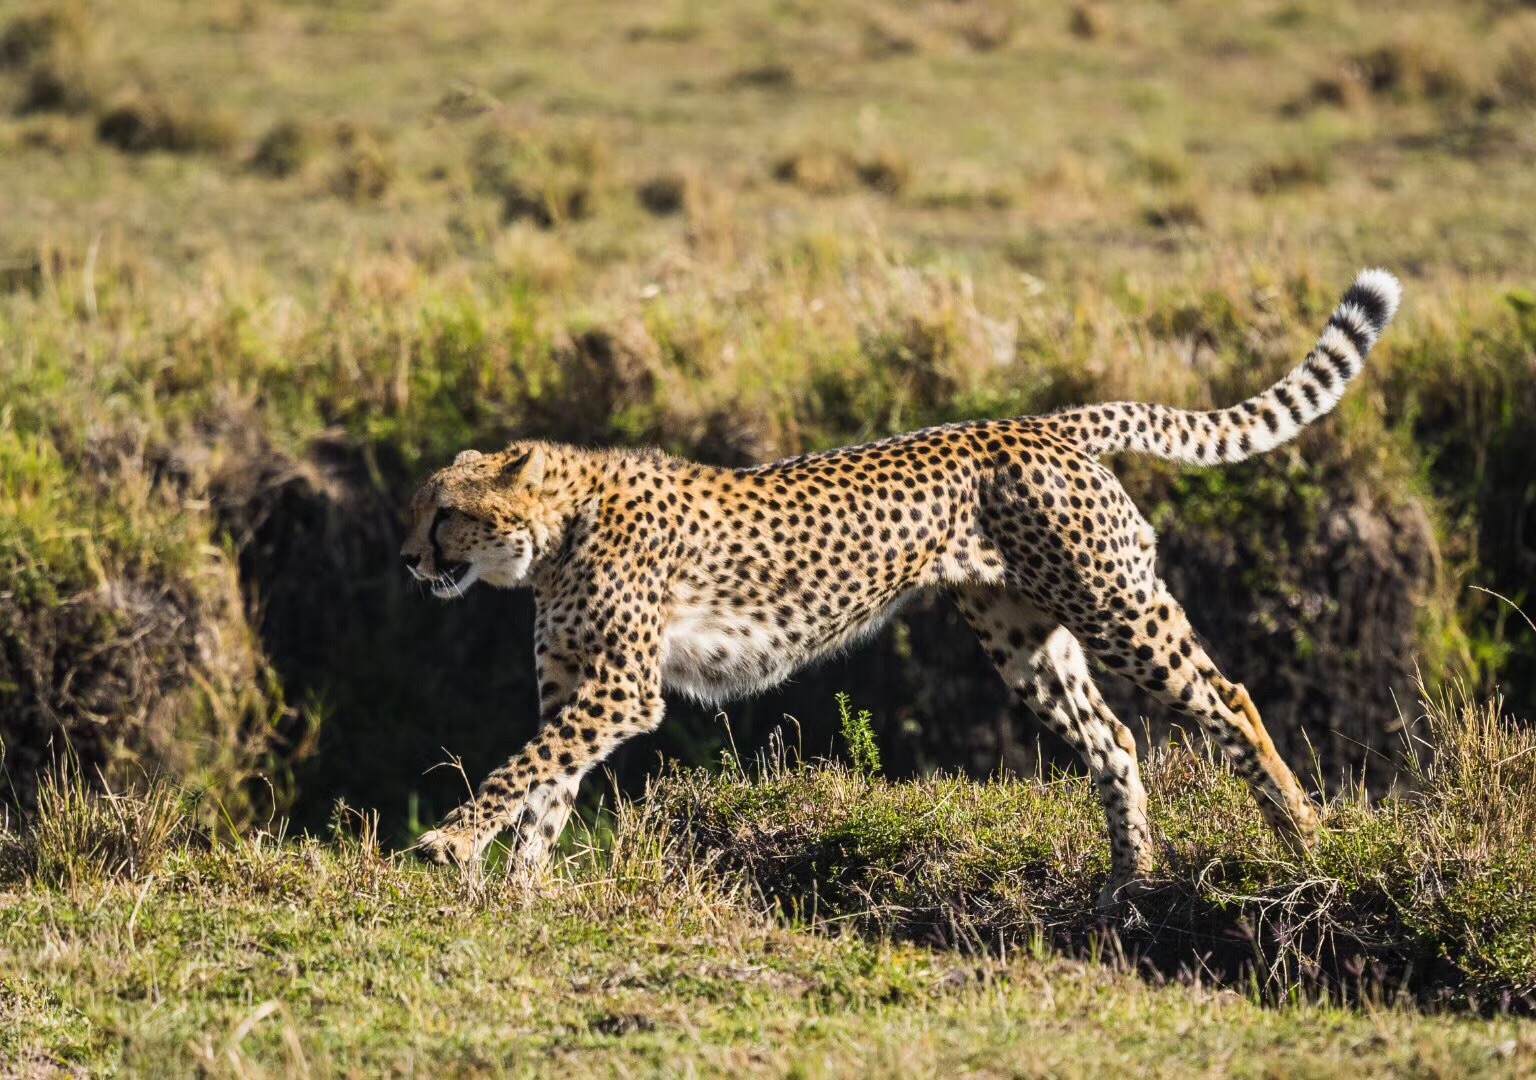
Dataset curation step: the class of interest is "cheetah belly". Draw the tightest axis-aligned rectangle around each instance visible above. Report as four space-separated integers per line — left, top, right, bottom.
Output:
661 599 903 706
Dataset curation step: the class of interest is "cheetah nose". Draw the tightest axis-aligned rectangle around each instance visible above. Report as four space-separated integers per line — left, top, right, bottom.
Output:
402 552 421 571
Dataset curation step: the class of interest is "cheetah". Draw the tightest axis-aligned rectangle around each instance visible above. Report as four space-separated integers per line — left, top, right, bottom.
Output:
400 269 1401 907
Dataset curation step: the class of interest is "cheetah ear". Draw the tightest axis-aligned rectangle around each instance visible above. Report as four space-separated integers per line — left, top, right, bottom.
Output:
454 449 484 466
500 445 546 487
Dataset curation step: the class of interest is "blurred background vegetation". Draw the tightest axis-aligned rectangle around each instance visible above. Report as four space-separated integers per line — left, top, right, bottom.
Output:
1 0 1533 840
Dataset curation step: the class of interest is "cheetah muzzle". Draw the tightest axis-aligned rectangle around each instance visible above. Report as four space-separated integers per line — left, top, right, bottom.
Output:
399 270 1402 911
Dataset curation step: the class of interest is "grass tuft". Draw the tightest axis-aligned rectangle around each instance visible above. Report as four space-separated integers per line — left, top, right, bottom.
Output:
249 118 312 179
4 764 194 890
1498 22 1536 105
635 172 687 216
328 124 392 201
0 5 87 70
95 92 237 155
1250 151 1331 194
472 120 610 227
1141 194 1204 229
1068 3 1110 41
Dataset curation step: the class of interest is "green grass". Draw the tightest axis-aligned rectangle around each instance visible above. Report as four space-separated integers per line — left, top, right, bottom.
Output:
1 692 1533 1076
664 687 1536 1009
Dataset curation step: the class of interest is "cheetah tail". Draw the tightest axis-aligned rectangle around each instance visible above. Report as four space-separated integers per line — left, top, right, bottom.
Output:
1063 268 1402 466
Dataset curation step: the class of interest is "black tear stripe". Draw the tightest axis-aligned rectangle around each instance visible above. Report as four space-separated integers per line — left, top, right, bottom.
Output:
430 506 452 568
1339 282 1390 332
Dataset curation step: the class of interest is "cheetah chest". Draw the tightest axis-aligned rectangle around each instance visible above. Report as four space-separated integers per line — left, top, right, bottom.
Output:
661 599 800 705
661 587 908 705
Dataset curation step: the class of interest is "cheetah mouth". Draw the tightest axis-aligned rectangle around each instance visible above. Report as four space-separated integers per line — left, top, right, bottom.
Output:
430 561 481 599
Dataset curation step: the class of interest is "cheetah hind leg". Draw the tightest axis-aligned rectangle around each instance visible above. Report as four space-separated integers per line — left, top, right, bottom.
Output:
952 589 1158 912
1078 583 1320 855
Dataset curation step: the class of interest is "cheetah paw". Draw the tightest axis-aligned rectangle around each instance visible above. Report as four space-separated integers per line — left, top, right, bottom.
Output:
1096 875 1159 914
1269 797 1321 856
414 828 476 865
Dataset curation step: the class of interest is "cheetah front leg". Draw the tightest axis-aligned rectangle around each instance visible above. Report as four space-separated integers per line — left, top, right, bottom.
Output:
415 671 664 868
495 631 587 869
417 581 666 869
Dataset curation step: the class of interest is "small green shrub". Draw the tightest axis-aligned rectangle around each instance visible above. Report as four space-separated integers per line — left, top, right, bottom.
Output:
836 692 882 777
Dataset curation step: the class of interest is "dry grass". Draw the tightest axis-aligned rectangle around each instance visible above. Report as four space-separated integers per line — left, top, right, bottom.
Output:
2 761 193 892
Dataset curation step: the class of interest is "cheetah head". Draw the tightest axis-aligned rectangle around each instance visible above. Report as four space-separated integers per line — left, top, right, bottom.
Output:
400 443 561 599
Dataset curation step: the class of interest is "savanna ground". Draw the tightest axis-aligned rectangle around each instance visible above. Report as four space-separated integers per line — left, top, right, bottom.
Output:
2 0 1536 1073
3 690 1535 1075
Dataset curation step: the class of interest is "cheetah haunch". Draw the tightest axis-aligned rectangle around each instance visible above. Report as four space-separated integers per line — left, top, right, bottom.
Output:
401 270 1401 908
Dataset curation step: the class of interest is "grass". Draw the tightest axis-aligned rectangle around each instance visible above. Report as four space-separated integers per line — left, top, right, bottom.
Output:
0 692 1533 1075
666 686 1536 1010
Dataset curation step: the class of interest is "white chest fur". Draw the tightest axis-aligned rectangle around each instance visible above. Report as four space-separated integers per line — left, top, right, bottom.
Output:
660 581 913 706
661 600 794 705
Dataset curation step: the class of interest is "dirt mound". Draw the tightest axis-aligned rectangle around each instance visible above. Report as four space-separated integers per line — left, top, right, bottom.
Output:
1157 482 1439 789
0 543 274 820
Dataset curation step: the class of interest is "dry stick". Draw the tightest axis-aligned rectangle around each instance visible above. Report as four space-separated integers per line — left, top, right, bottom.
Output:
83 231 100 322
127 873 155 951
1469 584 1536 639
